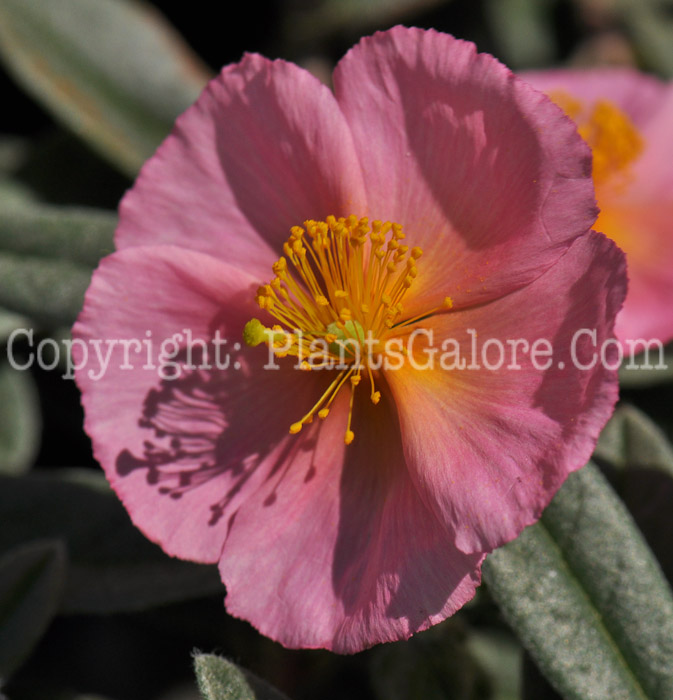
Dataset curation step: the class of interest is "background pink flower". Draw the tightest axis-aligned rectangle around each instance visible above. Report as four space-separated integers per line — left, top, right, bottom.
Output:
73 27 626 652
524 68 673 348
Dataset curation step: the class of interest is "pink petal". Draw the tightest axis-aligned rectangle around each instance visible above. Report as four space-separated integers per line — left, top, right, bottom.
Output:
221 387 483 652
611 202 673 345
385 231 626 554
522 68 673 201
74 246 483 652
522 68 667 130
116 54 367 280
73 245 325 563
74 29 632 654
630 85 673 202
74 244 484 652
523 68 673 347
333 26 597 314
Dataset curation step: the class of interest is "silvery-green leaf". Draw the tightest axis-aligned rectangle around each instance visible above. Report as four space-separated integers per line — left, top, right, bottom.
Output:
595 403 673 474
0 198 114 328
0 307 29 343
618 0 673 77
0 252 92 326
483 462 673 700
194 654 291 700
619 344 673 387
485 0 556 68
0 200 115 268
0 360 40 475
467 630 521 700
0 178 37 207
595 404 673 584
283 0 445 44
370 622 487 700
0 0 211 175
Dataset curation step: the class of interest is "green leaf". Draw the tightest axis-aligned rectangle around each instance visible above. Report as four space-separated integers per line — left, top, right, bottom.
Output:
0 137 29 175
595 403 673 475
283 0 446 44
369 622 488 700
485 0 557 68
0 360 40 475
0 252 92 326
0 181 111 327
595 404 673 585
0 199 116 268
466 630 521 700
618 0 673 77
0 0 211 176
483 462 673 700
619 345 673 388
0 307 29 343
0 177 38 207
0 470 223 614
194 654 291 700
0 539 66 681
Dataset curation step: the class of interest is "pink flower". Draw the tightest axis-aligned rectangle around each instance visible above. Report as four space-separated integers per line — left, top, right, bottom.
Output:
523 68 673 348
73 27 626 652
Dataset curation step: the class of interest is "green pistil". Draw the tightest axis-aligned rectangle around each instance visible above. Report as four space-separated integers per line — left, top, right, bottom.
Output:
243 318 287 347
327 319 366 356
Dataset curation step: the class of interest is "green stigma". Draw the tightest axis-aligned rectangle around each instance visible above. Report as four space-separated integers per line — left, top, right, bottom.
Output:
243 318 287 347
327 320 366 356
243 318 266 346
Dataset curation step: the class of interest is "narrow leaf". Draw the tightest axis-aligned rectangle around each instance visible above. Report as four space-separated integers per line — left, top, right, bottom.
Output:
0 539 66 681
483 462 673 700
194 654 291 700
618 0 673 77
595 404 673 584
0 0 211 175
485 0 556 68
370 623 487 700
0 178 38 207
0 137 29 175
0 252 92 326
595 403 673 475
0 361 40 475
0 470 223 614
619 345 673 387
284 0 445 44
0 307 29 343
467 630 521 700
0 200 115 267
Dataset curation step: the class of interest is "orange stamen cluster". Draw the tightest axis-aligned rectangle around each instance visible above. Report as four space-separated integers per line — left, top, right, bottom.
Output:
243 215 451 444
550 92 644 188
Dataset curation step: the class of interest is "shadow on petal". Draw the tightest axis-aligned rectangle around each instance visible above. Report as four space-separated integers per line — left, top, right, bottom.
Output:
113 306 325 535
332 382 483 645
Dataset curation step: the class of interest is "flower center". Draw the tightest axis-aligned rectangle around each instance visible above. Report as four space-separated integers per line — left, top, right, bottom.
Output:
549 91 645 256
243 215 452 444
550 91 644 188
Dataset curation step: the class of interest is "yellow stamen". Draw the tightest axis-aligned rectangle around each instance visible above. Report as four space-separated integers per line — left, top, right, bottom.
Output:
242 216 455 443
550 91 644 188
